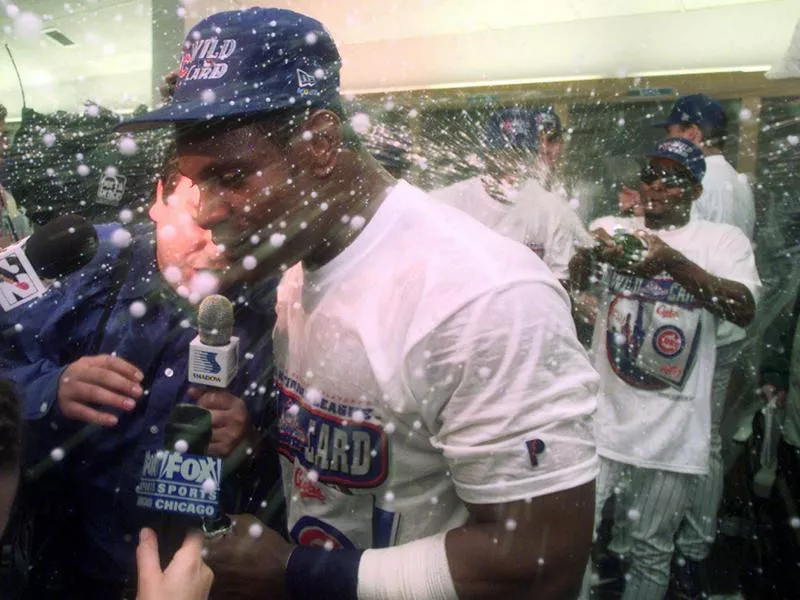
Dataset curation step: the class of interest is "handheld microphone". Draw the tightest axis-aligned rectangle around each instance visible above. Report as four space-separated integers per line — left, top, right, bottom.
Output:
188 294 240 388
0 214 98 311
136 403 221 568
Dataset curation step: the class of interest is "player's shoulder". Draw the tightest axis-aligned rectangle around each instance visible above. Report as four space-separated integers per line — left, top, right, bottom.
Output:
429 176 480 201
393 182 559 284
692 218 752 246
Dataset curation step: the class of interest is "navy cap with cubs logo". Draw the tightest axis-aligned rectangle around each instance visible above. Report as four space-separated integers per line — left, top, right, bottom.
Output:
118 7 341 131
647 137 706 183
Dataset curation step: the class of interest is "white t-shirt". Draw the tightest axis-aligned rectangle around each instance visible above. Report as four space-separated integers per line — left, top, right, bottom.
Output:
691 155 755 241
430 177 511 230
495 178 595 280
691 155 756 348
274 181 599 551
589 217 761 474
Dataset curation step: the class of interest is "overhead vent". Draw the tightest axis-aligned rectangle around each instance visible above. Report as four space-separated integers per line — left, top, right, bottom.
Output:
42 28 76 47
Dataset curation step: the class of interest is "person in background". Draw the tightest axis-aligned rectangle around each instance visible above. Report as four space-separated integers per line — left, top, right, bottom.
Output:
654 94 755 240
0 103 32 248
752 281 800 598
122 7 599 599
431 107 537 229
434 106 593 285
0 379 21 538
571 137 760 599
0 159 279 599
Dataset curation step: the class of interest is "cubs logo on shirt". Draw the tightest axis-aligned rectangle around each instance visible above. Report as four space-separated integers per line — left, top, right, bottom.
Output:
606 271 702 391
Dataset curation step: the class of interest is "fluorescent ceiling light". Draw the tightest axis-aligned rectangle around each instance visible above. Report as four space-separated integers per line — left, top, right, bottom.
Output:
343 74 606 95
629 65 771 76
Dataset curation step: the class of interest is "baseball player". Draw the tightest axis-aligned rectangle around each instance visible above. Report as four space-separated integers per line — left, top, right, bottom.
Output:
434 107 593 284
121 8 600 600
430 107 538 229
570 137 760 599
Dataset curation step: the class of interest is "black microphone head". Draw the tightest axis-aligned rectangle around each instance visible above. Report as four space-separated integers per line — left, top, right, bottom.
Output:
24 214 99 279
197 294 234 346
164 403 212 454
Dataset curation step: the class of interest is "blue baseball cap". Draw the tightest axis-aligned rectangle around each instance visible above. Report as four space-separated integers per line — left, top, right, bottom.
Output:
647 137 706 183
652 94 727 132
119 8 341 131
485 107 562 152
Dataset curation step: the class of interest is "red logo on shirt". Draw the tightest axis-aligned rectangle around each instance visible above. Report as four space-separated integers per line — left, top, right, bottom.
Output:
656 305 679 319
294 467 326 502
653 325 685 358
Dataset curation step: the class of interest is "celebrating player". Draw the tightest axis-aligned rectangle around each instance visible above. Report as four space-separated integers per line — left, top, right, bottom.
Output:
122 7 599 600
570 137 760 599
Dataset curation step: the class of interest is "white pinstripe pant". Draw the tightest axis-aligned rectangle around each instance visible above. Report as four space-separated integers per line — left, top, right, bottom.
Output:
594 456 721 600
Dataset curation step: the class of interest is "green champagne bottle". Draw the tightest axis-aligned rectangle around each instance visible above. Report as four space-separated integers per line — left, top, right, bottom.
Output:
608 233 649 269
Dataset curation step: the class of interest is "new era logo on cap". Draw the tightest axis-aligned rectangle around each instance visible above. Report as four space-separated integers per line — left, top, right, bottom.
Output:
297 69 317 88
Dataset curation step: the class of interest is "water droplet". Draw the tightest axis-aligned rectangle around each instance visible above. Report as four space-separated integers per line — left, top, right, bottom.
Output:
111 228 132 248
350 113 371 134
270 233 286 248
305 32 318 45
50 447 65 461
194 480 214 499
129 301 147 318
248 522 264 538
384 490 395 502
174 439 189 453
117 136 137 156
505 518 517 531
164 368 174 378
119 208 134 224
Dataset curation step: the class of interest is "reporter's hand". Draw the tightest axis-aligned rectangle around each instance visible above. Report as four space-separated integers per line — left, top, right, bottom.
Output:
760 384 788 409
57 355 144 426
136 528 213 600
204 514 294 600
188 387 251 456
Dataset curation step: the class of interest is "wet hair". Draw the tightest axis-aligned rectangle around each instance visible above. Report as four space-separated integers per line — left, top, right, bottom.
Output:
176 99 362 153
0 379 21 473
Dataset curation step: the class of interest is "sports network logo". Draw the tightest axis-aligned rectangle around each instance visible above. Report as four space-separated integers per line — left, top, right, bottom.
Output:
97 174 127 206
195 351 222 375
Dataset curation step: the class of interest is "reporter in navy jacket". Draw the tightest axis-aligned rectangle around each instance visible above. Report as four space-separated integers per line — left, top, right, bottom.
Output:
0 174 280 599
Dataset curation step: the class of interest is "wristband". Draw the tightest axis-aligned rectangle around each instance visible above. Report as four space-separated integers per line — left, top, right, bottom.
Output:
285 546 364 600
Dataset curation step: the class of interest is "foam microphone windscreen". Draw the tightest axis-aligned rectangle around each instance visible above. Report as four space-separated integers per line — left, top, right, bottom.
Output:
197 294 234 346
24 214 99 279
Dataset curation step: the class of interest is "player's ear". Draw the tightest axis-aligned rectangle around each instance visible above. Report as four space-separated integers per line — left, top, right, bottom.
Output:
690 183 703 201
295 109 343 178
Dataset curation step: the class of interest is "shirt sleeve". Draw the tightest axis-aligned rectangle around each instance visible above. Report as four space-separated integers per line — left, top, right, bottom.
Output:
404 281 599 505
708 226 762 302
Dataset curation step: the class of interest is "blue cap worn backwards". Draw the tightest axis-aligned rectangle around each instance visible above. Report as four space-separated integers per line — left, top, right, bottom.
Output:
652 94 727 132
119 8 341 131
647 137 706 184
